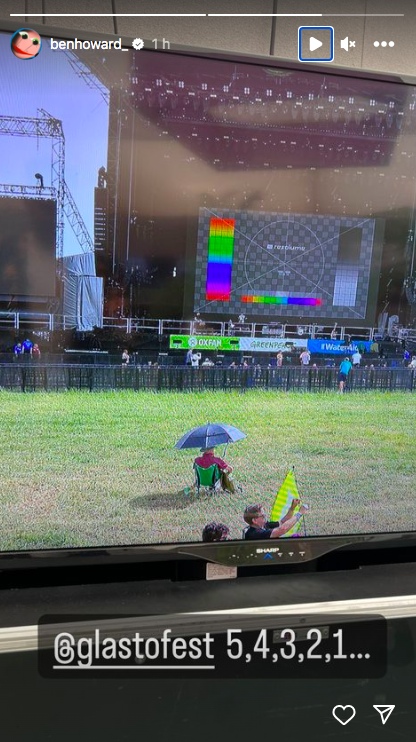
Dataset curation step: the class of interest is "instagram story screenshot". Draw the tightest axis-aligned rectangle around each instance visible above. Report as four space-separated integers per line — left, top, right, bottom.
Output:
0 1 416 740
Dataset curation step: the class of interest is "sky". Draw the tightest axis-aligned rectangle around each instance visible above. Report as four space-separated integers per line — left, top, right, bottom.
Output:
0 32 109 256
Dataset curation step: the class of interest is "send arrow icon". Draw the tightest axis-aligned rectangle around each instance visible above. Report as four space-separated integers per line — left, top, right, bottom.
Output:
309 36 323 52
373 705 395 725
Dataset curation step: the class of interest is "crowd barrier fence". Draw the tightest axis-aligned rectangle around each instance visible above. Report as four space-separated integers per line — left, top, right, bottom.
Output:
0 364 414 393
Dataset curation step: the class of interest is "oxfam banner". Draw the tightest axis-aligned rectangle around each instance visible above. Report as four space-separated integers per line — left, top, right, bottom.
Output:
169 336 307 352
170 335 240 351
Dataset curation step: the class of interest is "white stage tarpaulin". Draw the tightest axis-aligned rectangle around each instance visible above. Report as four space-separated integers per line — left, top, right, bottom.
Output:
62 253 103 331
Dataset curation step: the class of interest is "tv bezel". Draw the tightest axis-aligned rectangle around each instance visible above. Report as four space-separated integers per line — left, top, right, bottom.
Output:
0 17 416 570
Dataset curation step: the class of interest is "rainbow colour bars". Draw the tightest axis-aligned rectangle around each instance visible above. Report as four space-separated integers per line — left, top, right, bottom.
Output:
206 217 235 302
242 296 322 306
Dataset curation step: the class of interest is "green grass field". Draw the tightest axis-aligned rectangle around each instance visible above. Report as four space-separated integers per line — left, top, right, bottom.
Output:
0 389 415 551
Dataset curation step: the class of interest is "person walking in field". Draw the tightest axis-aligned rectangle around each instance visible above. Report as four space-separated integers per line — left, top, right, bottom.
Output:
32 344 41 360
338 356 352 393
22 338 33 355
300 349 311 366
191 351 201 368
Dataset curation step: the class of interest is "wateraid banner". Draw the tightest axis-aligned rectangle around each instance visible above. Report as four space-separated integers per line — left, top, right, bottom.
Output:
169 336 307 352
307 339 377 355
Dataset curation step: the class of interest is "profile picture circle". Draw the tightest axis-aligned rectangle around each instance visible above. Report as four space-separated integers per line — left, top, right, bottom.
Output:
11 28 42 59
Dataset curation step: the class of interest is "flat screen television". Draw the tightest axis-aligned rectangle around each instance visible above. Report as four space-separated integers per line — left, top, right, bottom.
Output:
0 19 416 571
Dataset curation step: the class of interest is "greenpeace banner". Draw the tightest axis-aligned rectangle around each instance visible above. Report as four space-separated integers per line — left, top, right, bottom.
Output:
239 338 307 352
169 335 307 352
307 339 377 355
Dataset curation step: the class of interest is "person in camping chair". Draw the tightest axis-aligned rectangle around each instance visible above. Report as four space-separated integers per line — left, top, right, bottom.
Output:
194 446 234 493
194 446 232 474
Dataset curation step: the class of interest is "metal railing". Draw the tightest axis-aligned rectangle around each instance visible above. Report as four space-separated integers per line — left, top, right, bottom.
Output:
0 311 379 340
0 365 414 393
0 352 160 365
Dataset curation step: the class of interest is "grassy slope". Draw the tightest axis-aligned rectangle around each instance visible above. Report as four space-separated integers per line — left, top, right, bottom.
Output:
0 390 415 550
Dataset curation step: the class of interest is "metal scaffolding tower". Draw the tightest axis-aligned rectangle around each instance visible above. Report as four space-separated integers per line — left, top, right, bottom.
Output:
0 110 94 257
64 51 110 105
0 184 56 199
62 180 94 253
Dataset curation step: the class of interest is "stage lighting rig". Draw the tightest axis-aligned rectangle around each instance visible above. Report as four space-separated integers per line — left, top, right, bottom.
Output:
35 172 44 189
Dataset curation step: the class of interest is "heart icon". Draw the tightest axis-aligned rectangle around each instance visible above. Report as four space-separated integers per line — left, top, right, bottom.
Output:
332 705 356 726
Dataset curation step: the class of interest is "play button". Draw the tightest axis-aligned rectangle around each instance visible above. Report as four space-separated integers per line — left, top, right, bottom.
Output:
298 26 334 62
309 36 323 52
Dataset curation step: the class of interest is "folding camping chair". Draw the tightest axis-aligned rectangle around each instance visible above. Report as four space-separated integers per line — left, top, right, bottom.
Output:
194 463 221 495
